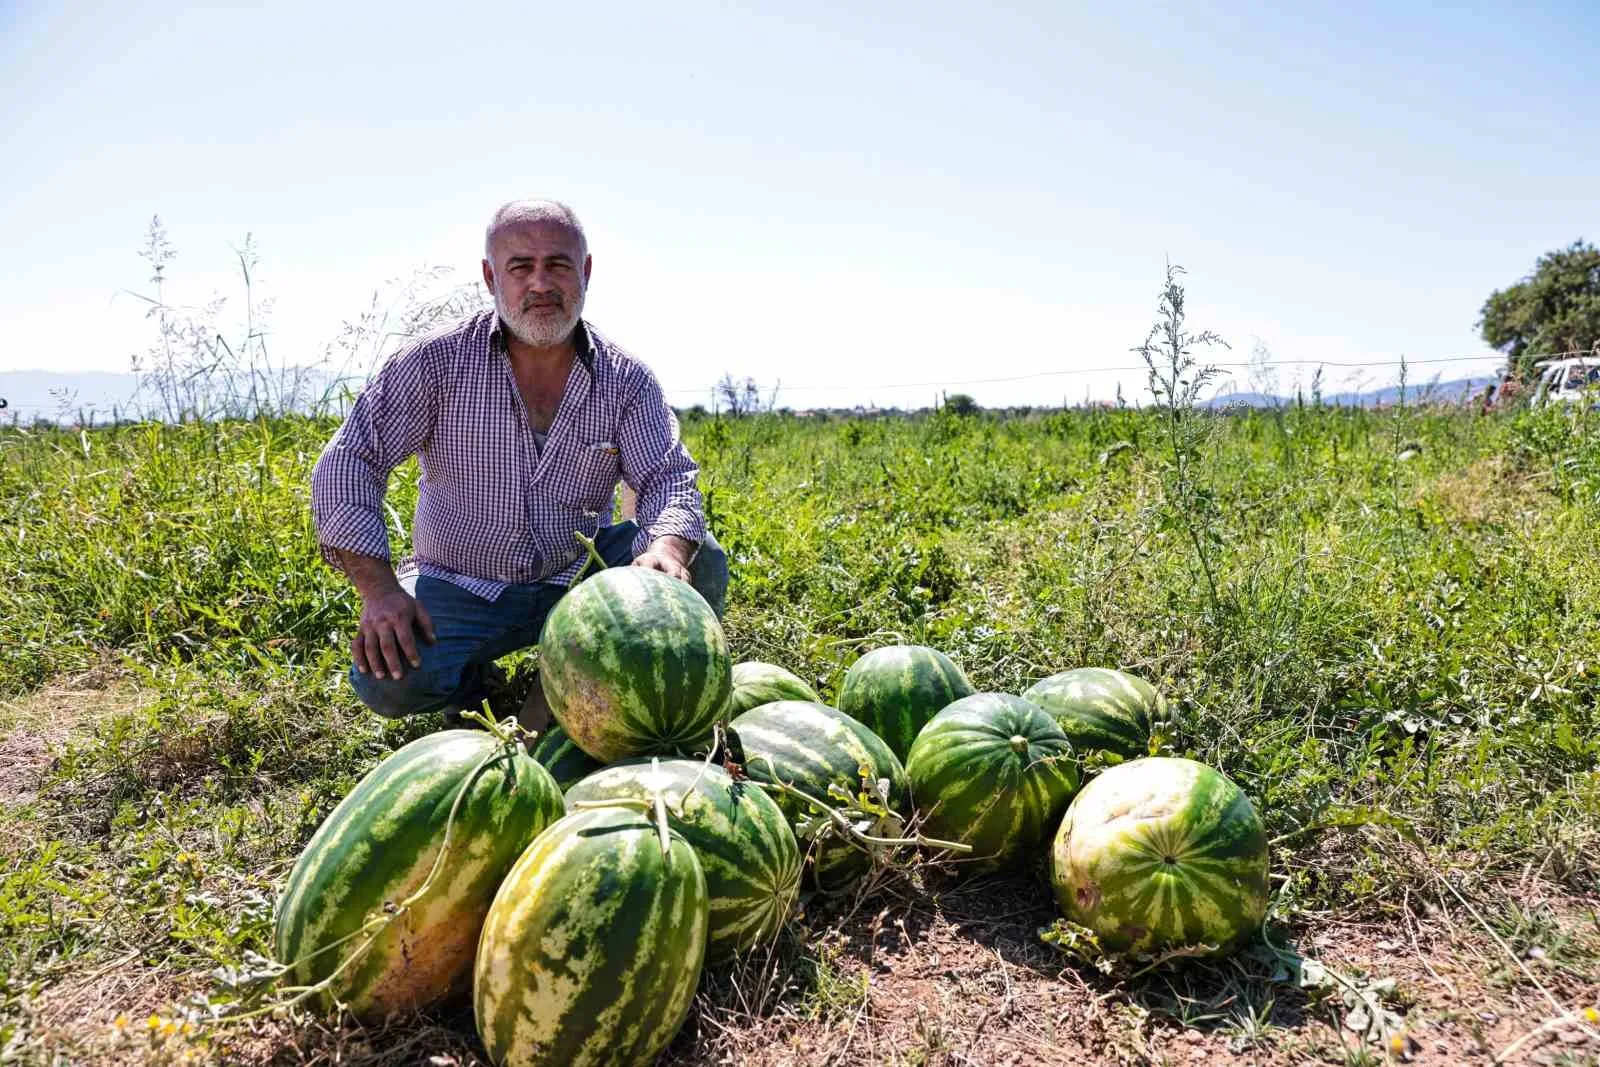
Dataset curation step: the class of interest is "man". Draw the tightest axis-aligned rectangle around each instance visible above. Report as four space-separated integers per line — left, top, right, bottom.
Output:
310 199 726 726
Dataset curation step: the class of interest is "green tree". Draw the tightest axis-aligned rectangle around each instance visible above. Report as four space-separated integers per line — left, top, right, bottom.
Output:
1478 240 1600 374
943 392 979 416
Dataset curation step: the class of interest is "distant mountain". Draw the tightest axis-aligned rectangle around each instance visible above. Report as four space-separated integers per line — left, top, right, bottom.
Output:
1203 376 1497 410
0 371 142 423
0 367 356 424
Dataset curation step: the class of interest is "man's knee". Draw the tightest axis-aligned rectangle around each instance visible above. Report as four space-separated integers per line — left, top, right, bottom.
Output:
348 662 458 719
691 532 729 618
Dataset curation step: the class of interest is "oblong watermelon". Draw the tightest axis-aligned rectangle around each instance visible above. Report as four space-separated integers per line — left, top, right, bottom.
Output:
274 730 564 1019
837 645 974 760
730 661 820 715
730 700 908 890
474 805 709 1067
905 693 1080 873
539 567 732 763
565 758 801 962
1022 667 1173 760
1050 757 1268 955
528 722 603 791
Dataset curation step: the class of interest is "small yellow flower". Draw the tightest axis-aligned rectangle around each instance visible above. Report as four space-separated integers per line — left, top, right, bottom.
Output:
160 1020 178 1037
112 1014 129 1032
180 1021 195 1036
1583 1006 1600 1025
147 1014 162 1030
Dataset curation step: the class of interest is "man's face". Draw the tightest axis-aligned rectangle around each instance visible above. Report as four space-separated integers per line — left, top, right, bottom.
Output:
482 220 592 349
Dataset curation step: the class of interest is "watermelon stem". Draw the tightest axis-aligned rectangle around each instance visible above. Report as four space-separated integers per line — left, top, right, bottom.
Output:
743 753 972 854
651 757 672 858
570 531 608 582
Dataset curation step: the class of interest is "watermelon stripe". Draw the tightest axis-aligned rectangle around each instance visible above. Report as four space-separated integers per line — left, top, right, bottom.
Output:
475 807 708 1066
564 759 800 962
541 568 731 763
529 724 603 791
1022 668 1172 759
1050 757 1268 955
838 645 974 760
729 661 820 715
730 701 908 891
905 694 1079 873
274 731 564 1018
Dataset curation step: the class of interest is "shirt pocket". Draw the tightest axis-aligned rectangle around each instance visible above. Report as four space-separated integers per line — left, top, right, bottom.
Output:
557 441 623 513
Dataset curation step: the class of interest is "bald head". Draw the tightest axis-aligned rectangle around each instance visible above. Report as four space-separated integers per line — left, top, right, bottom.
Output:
485 199 587 262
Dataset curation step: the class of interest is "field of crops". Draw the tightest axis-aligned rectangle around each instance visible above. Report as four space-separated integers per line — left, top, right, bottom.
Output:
1 397 1598 1065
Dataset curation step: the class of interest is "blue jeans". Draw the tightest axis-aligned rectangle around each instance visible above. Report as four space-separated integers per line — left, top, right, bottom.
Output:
349 522 728 719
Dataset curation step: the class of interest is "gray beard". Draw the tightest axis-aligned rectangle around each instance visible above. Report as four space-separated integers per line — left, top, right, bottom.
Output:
500 293 584 348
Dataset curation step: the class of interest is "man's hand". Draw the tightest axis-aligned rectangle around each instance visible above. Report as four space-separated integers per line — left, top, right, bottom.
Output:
332 549 437 680
354 588 436 680
632 534 695 583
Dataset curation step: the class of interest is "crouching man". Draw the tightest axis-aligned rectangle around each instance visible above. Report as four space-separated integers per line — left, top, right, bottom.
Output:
309 199 726 727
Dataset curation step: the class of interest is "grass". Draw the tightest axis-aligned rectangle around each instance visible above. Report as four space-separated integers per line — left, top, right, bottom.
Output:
0 393 1597 1063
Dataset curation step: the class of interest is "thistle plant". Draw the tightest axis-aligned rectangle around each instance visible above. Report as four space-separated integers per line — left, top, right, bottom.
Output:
1135 263 1230 618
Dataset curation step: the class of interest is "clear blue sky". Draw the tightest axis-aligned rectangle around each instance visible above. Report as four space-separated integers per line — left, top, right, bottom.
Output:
2 0 1595 408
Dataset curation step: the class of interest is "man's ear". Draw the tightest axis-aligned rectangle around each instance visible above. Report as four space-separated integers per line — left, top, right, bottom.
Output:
481 258 495 293
582 253 593 286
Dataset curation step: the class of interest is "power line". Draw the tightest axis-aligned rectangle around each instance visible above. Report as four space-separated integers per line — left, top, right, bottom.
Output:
663 352 1514 398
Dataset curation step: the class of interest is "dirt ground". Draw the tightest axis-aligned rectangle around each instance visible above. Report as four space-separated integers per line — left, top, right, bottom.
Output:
22 868 1595 1067
6 675 1597 1066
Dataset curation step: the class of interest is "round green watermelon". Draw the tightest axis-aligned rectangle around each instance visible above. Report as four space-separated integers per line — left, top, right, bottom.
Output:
1050 757 1268 955
729 661 820 715
274 730 564 1019
905 693 1079 873
837 645 974 760
528 722 603 791
539 567 732 763
565 758 801 962
729 700 908 890
1022 667 1174 760
475 805 708 1067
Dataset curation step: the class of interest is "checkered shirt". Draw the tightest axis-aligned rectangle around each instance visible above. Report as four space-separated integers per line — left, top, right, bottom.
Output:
310 311 706 600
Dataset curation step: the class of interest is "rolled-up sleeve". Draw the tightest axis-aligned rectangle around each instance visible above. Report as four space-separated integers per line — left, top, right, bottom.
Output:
310 339 441 570
617 367 706 557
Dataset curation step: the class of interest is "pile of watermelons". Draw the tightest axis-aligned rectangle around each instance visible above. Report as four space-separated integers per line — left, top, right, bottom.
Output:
270 568 1270 1066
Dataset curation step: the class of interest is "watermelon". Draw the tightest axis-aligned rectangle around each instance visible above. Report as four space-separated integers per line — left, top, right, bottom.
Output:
565 758 801 962
528 722 603 791
1050 757 1269 955
904 693 1079 873
474 805 709 1067
539 567 732 763
1022 667 1173 760
730 661 820 715
273 730 564 1019
837 645 974 760
729 700 908 890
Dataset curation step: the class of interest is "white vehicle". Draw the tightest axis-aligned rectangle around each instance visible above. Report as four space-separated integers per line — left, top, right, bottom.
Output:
1530 356 1600 408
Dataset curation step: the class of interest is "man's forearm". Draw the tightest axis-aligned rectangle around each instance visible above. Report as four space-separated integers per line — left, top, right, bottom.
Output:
332 548 401 601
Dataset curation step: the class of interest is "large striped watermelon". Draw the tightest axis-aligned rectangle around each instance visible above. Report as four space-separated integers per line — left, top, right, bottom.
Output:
565 758 801 962
274 730 564 1019
729 700 908 890
1022 667 1173 760
528 723 603 791
539 567 732 763
838 645 974 760
1050 757 1268 955
474 806 709 1067
730 661 820 715
905 693 1079 873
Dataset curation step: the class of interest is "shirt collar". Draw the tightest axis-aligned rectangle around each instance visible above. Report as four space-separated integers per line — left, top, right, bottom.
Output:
489 313 595 371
